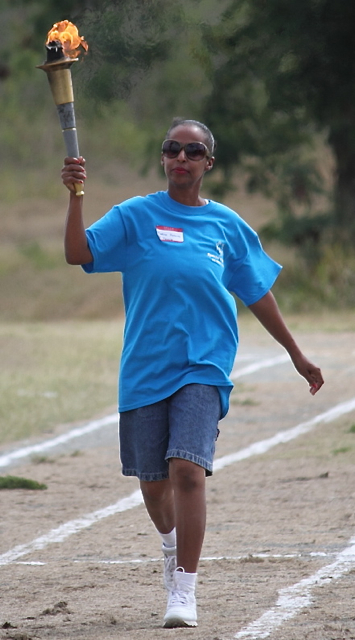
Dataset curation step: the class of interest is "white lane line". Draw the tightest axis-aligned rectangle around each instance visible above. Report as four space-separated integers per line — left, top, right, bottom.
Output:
12 551 337 566
231 354 289 380
0 355 287 470
0 489 143 566
1 397 355 568
234 536 355 639
0 413 118 468
213 397 355 471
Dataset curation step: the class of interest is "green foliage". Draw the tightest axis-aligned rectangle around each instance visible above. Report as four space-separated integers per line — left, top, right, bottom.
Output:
0 0 191 105
332 447 351 456
0 475 47 490
18 242 58 270
1 0 355 294
32 455 53 464
273 242 355 311
1 0 89 67
200 0 355 244
79 0 185 103
261 212 332 267
0 0 224 198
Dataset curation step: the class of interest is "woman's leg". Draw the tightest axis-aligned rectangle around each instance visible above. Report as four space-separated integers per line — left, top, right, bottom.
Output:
140 477 175 534
169 458 206 573
140 458 206 628
140 459 206 573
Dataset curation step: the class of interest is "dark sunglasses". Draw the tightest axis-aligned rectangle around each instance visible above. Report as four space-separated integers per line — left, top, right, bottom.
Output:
161 139 210 161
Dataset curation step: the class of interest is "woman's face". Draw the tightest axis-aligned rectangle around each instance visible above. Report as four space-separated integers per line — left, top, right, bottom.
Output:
161 124 214 189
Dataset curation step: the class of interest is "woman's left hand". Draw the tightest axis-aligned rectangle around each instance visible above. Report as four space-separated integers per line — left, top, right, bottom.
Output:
290 352 324 395
248 291 324 396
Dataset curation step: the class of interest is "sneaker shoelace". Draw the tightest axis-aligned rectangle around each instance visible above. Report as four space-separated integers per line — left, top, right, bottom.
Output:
164 552 176 589
168 589 192 606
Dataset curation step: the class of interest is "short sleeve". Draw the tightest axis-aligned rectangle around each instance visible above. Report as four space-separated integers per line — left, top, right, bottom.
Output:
225 220 282 306
81 205 127 274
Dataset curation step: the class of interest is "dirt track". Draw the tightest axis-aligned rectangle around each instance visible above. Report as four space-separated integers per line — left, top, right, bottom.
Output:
1 329 355 640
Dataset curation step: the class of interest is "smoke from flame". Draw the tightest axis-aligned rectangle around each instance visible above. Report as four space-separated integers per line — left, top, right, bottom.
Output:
46 20 88 58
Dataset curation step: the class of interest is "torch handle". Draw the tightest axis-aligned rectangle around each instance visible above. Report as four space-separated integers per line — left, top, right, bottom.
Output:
57 103 84 196
63 127 84 195
73 183 85 197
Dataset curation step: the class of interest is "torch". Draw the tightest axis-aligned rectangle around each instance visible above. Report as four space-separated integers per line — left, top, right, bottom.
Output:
37 21 88 196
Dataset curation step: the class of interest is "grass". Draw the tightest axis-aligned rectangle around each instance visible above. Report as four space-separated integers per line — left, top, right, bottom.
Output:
0 321 123 445
0 169 165 322
0 475 47 490
257 415 355 464
332 447 352 455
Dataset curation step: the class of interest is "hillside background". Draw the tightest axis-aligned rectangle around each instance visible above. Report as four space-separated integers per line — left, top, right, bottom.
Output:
1 0 354 321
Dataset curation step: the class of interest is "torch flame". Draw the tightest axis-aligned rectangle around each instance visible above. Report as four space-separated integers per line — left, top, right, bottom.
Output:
46 20 88 59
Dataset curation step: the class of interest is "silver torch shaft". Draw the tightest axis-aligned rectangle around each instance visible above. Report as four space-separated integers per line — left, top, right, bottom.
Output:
37 41 84 196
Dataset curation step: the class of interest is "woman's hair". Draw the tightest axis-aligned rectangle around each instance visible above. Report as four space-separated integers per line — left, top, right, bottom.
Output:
165 118 216 155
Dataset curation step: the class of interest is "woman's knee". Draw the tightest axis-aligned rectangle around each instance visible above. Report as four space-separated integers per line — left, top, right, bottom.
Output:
169 458 205 493
140 478 172 504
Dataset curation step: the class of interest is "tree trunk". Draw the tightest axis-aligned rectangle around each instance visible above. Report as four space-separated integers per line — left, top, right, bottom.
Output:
328 126 355 240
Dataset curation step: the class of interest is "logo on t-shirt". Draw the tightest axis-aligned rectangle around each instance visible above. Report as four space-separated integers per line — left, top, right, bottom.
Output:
156 226 184 243
207 241 224 267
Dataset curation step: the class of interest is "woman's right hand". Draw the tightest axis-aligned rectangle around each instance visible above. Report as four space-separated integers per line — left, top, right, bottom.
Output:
61 156 86 193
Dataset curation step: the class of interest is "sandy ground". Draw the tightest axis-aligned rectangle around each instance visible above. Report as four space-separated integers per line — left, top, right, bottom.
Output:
1 330 355 640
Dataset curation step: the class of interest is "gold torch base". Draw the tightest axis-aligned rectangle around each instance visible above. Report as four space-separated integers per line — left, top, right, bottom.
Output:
37 59 77 105
37 57 84 196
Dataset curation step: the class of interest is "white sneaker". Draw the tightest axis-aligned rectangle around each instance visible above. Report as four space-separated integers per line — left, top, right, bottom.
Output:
162 544 176 592
163 568 197 628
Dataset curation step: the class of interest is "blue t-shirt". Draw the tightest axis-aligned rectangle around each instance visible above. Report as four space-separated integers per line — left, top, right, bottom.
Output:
82 191 281 417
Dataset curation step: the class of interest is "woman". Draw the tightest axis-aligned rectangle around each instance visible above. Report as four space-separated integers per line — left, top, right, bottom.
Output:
62 118 324 628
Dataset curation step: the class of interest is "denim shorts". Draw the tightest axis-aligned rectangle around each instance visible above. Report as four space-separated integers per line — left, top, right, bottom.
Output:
119 384 221 481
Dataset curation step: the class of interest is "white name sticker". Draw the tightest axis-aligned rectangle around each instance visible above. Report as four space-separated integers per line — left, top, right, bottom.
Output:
156 226 184 243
